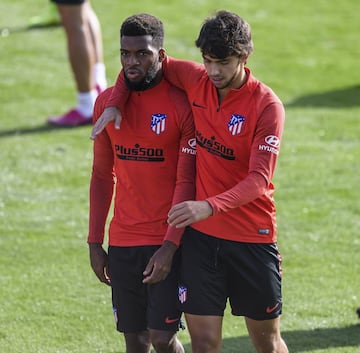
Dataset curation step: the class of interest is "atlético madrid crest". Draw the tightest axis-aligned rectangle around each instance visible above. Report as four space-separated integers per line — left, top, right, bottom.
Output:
151 113 167 135
228 114 245 135
178 285 187 304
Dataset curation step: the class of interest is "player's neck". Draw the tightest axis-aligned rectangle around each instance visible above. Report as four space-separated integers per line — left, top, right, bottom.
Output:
217 68 248 102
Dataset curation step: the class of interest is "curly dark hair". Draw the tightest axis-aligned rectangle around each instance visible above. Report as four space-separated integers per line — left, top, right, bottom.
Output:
121 13 164 48
195 10 253 59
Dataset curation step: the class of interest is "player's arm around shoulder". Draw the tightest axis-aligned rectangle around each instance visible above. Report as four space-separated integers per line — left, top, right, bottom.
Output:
163 55 206 92
91 87 122 139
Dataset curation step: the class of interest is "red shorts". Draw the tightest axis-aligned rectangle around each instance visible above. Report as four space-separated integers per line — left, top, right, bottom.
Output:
178 227 283 320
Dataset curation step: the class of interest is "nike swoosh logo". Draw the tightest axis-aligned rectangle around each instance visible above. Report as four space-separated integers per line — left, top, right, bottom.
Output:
266 303 279 314
165 317 179 324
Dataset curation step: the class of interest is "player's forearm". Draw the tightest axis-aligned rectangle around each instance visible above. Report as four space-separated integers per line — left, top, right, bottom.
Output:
164 152 196 245
206 172 267 214
87 174 114 243
164 176 195 245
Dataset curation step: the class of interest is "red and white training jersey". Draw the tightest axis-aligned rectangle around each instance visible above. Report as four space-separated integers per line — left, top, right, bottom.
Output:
88 80 196 247
160 57 285 243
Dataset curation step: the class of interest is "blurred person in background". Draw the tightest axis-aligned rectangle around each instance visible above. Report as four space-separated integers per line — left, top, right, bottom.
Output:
29 1 61 27
87 13 195 353
47 0 107 127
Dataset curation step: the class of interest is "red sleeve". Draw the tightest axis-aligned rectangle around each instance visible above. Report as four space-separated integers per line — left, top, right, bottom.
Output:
206 172 266 214
87 91 115 244
161 56 205 92
105 56 205 108
164 105 196 245
106 71 129 109
152 56 200 242
206 100 285 214
249 101 285 183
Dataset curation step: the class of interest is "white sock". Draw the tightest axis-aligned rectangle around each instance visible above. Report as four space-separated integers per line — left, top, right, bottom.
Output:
94 62 107 91
76 89 97 117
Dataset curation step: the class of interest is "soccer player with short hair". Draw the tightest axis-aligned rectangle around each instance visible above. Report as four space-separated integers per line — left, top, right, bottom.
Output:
87 13 195 353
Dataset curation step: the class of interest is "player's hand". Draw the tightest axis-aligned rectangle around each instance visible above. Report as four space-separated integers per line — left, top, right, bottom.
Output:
89 243 111 286
167 200 213 228
90 106 122 140
143 241 178 284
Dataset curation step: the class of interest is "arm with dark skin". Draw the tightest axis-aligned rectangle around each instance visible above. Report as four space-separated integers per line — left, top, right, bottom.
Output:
142 241 178 284
88 91 115 286
89 243 110 285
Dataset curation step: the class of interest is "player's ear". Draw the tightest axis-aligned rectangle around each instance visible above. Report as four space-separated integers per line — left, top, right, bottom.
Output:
158 48 166 62
240 54 248 65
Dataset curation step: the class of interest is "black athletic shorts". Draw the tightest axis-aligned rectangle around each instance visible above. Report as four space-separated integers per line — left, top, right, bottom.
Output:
108 245 182 333
51 0 85 5
178 227 283 320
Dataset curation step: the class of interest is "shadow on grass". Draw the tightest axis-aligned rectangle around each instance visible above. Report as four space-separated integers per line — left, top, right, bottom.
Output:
285 84 360 108
101 324 360 353
0 23 61 37
198 324 360 353
0 123 91 138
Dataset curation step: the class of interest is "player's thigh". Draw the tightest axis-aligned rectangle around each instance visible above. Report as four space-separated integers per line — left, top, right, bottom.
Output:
179 228 228 316
53 0 85 28
185 313 223 353
245 316 282 351
227 242 283 320
109 246 156 332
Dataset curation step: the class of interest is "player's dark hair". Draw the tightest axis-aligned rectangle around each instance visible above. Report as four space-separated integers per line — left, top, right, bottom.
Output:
195 10 254 59
121 13 164 48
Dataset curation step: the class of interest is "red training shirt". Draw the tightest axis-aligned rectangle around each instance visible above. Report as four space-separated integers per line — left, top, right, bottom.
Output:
88 80 196 247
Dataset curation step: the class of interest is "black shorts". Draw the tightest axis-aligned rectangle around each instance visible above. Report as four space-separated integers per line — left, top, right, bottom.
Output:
178 227 283 320
51 0 85 5
108 245 182 333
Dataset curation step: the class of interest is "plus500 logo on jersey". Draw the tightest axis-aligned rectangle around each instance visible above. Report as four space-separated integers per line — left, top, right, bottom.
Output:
196 131 235 160
115 144 164 162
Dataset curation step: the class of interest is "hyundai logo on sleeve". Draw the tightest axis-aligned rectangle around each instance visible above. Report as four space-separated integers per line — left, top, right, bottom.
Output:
258 135 281 155
265 135 280 147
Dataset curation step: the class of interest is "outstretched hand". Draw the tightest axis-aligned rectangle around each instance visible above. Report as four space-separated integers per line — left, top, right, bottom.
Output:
167 200 213 228
90 106 122 140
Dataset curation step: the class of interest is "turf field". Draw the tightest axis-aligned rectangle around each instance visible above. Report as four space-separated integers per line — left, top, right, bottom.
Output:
0 0 359 352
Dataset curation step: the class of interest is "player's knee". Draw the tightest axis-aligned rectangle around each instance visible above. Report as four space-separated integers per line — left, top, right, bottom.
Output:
124 331 151 353
150 331 182 353
191 335 221 353
252 335 288 353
